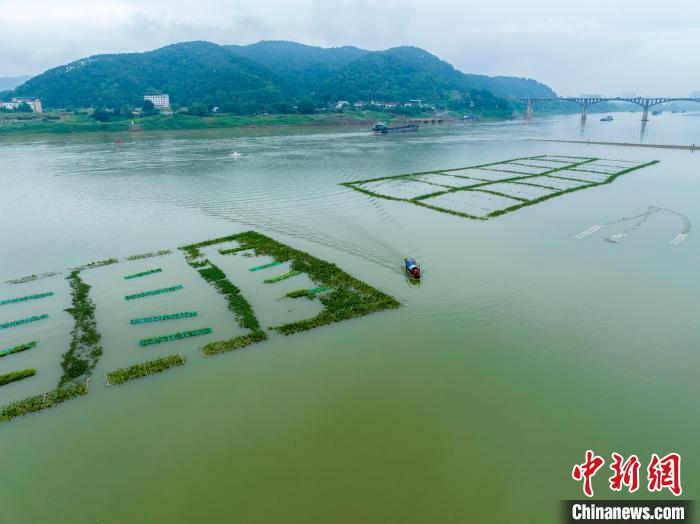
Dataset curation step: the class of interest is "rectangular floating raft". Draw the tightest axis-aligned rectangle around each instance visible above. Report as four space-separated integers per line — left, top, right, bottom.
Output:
249 261 283 272
0 341 37 358
129 311 198 325
139 327 212 347
0 314 49 330
124 268 162 280
125 285 183 301
0 292 54 306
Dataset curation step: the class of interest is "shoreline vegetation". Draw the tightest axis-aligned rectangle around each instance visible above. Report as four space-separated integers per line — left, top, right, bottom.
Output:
0 111 411 137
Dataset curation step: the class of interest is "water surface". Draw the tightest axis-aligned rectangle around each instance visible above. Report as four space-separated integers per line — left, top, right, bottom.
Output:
0 112 698 523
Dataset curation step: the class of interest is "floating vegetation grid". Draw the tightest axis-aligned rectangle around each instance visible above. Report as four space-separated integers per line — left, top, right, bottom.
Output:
139 328 212 347
184 232 400 338
179 241 267 356
0 292 54 306
0 368 36 387
341 155 659 220
0 341 37 358
125 249 172 261
125 285 183 301
105 354 185 385
124 268 162 280
0 314 49 330
60 271 102 386
129 311 198 325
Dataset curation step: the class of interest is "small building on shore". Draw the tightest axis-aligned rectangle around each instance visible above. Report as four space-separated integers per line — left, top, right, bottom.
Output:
1 97 43 113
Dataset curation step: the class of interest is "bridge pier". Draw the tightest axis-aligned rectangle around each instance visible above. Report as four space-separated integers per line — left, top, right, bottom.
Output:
580 101 588 122
641 102 650 122
525 99 533 120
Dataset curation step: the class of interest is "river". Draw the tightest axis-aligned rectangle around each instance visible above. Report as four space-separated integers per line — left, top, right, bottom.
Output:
0 111 698 523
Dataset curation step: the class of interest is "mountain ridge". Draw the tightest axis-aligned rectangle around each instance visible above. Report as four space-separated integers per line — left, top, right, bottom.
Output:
4 40 556 111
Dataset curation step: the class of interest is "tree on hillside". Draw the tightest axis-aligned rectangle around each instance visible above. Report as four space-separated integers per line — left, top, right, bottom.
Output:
17 102 33 112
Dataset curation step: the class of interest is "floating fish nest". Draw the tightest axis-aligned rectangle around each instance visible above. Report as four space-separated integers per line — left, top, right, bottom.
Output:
123 268 162 280
124 285 183 301
0 314 49 330
0 341 37 358
129 311 197 325
139 328 212 346
0 292 54 306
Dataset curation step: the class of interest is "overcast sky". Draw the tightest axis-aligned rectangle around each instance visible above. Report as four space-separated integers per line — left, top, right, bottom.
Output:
1 0 698 96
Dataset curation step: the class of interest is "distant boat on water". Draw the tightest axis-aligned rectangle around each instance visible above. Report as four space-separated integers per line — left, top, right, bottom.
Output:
600 115 614 122
372 121 419 133
229 152 242 158
652 110 662 116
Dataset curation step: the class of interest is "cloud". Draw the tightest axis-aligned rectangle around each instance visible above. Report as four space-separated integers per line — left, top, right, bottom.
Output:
0 0 698 95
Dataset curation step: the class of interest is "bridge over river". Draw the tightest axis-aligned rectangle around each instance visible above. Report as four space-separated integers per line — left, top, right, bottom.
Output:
521 97 700 121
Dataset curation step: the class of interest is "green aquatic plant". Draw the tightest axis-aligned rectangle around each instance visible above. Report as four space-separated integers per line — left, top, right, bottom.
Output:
124 285 183 301
0 341 37 358
129 311 198 325
286 286 330 299
264 270 301 284
59 271 102 386
201 330 268 356
105 354 185 385
0 368 36 387
0 314 49 330
125 249 172 261
0 380 89 423
123 268 162 280
71 258 119 271
0 292 54 306
139 327 212 346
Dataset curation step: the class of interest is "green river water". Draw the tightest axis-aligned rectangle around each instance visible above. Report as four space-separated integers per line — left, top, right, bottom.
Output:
0 112 698 523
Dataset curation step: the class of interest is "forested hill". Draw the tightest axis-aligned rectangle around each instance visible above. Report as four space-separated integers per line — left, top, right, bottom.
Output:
4 40 556 111
227 41 369 95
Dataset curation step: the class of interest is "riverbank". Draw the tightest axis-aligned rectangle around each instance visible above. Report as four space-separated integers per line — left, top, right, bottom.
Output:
0 111 447 137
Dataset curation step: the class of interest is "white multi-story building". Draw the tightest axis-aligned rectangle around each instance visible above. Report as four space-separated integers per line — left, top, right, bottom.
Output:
144 93 170 109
